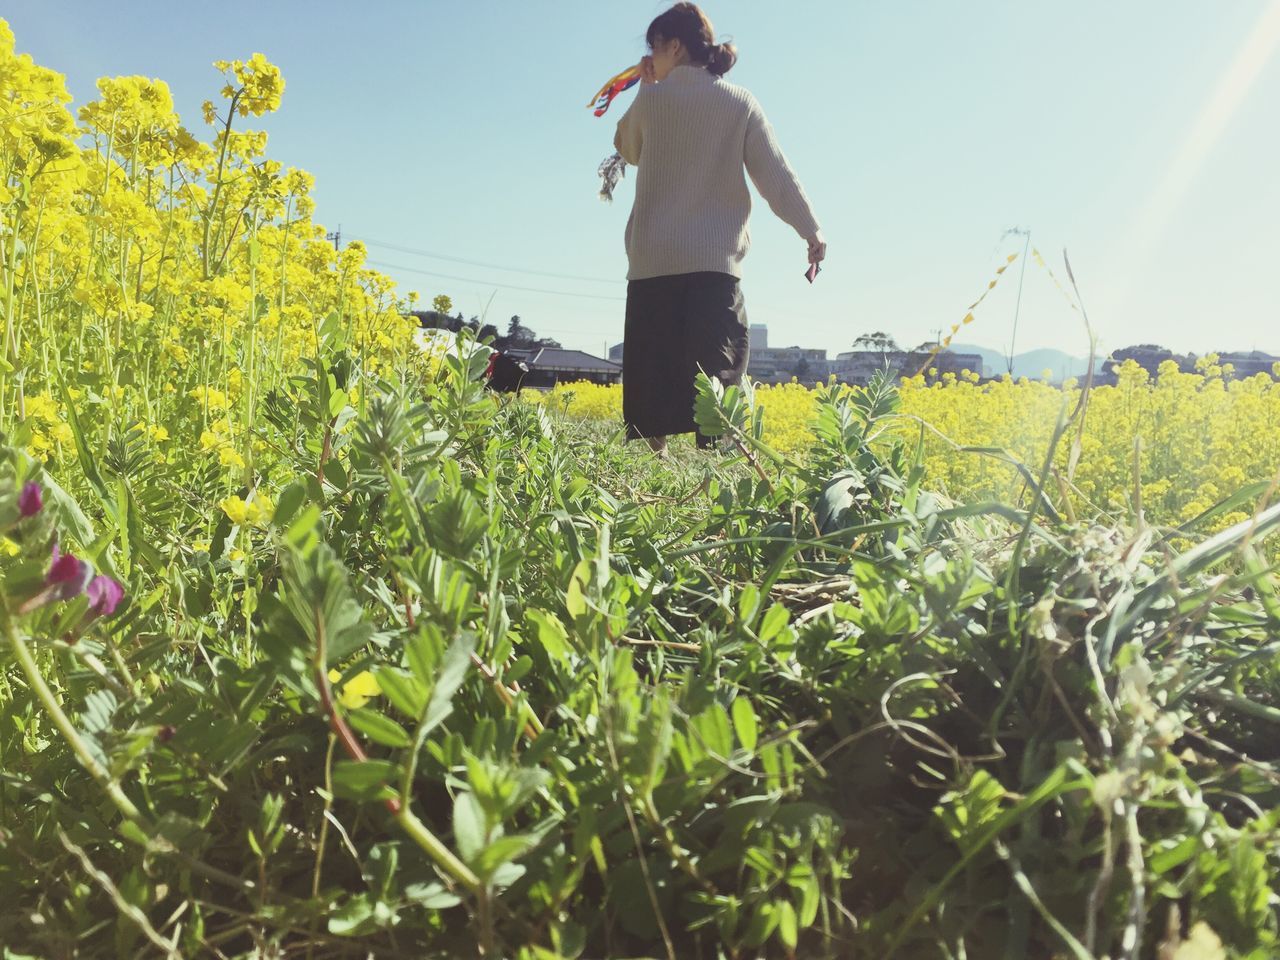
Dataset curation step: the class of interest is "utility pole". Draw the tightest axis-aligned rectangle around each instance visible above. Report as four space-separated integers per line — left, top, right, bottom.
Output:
326 225 342 251
1003 227 1031 375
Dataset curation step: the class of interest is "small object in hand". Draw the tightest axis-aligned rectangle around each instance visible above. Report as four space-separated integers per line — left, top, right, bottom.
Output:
805 262 820 283
587 65 642 117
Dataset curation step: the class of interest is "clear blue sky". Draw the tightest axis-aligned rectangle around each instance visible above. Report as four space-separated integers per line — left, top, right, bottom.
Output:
7 1 1279 360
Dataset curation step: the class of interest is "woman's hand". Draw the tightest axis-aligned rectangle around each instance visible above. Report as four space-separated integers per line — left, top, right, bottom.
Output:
806 231 827 265
639 56 657 85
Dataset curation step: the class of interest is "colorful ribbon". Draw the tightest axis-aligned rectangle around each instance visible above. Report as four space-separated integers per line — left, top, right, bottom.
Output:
587 65 641 117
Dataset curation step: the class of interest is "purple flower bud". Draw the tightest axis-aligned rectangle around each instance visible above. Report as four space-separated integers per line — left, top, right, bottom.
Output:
46 544 94 600
86 575 125 617
18 481 42 518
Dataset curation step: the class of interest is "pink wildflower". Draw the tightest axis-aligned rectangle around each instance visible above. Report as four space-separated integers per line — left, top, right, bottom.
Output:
86 575 125 617
46 544 94 600
19 481 43 517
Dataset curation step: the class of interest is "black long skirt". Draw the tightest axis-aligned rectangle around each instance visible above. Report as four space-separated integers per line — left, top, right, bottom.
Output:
622 271 749 445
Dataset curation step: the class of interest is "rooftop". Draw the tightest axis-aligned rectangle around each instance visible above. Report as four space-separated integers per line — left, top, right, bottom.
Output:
527 348 621 372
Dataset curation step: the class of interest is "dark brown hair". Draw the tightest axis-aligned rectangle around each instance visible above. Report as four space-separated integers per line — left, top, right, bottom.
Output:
646 3 738 76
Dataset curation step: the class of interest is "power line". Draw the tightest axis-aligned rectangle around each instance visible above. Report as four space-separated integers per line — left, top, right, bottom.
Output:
354 236 623 286
366 259 626 303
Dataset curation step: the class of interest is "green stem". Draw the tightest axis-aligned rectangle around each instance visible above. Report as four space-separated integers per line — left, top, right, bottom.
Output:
1200 686 1280 725
394 806 481 893
311 601 479 894
1 601 143 824
203 92 241 280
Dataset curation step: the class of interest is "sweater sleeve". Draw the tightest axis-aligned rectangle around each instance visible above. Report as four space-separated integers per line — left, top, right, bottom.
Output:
613 88 645 165
744 99 820 239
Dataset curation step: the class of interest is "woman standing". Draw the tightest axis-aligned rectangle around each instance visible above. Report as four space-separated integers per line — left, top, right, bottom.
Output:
613 2 825 454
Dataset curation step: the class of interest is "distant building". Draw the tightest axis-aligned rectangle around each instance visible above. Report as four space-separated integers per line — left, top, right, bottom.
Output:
513 348 622 388
608 342 625 363
748 346 830 384
749 324 769 351
829 348 984 386
1217 350 1280 378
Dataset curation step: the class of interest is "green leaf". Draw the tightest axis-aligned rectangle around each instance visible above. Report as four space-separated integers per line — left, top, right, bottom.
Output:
425 488 489 558
526 608 571 664
286 503 323 551
505 655 533 684
888 765 1089 957
422 633 476 735
1150 835 1200 875
279 539 373 664
743 901 779 947
633 695 673 796
564 560 591 619
757 603 790 643
473 833 539 879
776 899 798 950
816 469 866 533
321 456 348 491
272 480 308 528
691 704 733 760
374 667 428 718
403 882 463 909
40 473 95 546
404 625 440 687
347 708 412 749
731 697 759 753
1172 480 1272 536
327 893 397 935
328 388 349 418
799 873 821 926
55 370 116 521
452 792 487 862
332 760 399 802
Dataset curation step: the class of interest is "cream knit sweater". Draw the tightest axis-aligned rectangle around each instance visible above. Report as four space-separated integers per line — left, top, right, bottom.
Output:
613 64 821 282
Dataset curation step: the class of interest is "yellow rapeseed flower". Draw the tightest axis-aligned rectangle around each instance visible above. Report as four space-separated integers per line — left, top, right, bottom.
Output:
327 669 382 709
220 495 249 525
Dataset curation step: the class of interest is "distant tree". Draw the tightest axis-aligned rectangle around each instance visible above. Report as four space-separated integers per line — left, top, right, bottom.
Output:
478 323 499 343
793 356 811 381
495 315 562 352
1111 343 1171 360
852 331 900 354
1109 344 1172 372
506 315 535 342
852 332 901 372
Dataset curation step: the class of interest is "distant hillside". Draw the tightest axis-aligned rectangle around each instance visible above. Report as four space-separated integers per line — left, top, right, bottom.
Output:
949 343 1100 381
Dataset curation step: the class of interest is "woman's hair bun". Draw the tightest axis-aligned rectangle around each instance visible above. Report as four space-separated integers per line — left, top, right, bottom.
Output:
706 40 737 76
647 4 738 76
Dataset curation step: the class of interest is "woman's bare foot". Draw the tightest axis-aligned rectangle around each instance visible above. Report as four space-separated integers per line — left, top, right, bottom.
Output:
647 436 668 457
